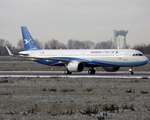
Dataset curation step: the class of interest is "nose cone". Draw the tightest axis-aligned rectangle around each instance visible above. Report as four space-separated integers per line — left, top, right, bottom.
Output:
142 56 149 65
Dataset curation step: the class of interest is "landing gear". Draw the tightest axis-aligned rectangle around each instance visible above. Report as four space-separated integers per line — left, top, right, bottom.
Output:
129 67 134 75
64 70 72 75
88 68 96 74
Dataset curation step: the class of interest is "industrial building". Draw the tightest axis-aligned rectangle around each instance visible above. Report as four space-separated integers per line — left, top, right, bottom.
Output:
112 29 128 49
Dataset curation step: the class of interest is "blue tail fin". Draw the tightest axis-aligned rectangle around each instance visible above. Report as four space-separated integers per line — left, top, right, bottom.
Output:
21 26 40 51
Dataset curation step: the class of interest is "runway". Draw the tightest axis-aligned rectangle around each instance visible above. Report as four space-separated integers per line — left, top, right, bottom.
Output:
0 71 150 78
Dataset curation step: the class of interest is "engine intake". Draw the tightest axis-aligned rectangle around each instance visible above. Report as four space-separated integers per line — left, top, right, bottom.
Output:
103 66 120 72
67 61 84 72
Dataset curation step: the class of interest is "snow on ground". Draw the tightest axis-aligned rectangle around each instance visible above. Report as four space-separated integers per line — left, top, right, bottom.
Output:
0 77 149 120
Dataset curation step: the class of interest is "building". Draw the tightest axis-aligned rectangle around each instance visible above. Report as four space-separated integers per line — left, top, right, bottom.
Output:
112 29 128 49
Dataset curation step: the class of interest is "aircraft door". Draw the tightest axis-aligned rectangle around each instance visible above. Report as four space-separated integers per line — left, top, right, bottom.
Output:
123 53 128 62
59 52 62 60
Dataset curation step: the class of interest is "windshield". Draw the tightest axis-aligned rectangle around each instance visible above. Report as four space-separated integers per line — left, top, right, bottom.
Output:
132 53 143 56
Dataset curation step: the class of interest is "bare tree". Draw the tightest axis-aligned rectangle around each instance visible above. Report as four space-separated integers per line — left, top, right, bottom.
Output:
44 39 66 49
0 39 5 47
133 43 150 54
59 42 67 49
67 39 74 49
84 40 95 49
67 39 81 49
95 40 112 49
0 39 14 55
67 39 94 49
34 39 43 49
17 39 24 51
147 43 150 53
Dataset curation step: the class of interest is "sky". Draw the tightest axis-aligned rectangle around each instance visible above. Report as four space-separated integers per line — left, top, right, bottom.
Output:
0 0 150 47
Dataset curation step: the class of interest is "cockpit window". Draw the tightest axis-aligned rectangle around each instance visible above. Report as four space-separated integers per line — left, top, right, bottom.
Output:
139 54 143 56
132 53 143 56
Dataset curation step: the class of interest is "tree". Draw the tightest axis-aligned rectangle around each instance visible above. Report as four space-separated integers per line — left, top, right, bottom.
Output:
133 43 150 54
95 40 112 49
17 39 24 51
67 39 74 49
44 39 66 49
0 39 14 55
84 40 95 49
67 39 94 49
34 39 43 49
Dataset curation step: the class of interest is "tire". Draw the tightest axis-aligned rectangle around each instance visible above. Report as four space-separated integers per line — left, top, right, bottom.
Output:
88 69 95 74
129 71 134 75
64 70 72 75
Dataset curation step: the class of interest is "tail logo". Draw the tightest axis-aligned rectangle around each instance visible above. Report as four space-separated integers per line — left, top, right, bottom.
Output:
24 39 31 44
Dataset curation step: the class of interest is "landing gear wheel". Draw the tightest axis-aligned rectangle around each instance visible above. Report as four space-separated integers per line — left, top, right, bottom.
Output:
129 71 134 75
129 67 134 75
88 69 95 74
64 70 72 75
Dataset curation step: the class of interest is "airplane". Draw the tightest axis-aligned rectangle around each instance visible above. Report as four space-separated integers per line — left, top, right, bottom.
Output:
6 26 149 75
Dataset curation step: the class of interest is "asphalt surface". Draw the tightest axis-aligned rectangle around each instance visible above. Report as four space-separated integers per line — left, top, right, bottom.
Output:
0 71 149 78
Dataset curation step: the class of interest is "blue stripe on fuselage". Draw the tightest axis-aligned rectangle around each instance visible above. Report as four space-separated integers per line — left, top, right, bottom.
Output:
33 57 148 67
91 59 148 67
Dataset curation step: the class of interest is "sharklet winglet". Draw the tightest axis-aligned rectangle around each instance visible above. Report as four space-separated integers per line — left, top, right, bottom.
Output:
6 46 13 56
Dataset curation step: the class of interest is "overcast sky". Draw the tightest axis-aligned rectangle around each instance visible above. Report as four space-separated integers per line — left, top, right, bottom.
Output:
0 0 150 47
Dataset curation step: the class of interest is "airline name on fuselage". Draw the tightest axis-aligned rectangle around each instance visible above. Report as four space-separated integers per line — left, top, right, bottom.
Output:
91 51 119 54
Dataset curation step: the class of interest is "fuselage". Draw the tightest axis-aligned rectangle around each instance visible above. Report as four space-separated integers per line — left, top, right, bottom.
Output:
19 49 148 67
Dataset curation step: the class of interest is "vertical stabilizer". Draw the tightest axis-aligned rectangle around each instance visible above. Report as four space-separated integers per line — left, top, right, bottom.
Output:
21 26 40 51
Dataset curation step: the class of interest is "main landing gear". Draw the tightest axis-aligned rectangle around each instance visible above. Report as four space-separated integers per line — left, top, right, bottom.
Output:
129 67 134 75
88 68 96 74
64 70 72 75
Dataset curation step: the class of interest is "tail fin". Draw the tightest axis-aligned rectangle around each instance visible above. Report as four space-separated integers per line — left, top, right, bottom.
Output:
21 26 40 51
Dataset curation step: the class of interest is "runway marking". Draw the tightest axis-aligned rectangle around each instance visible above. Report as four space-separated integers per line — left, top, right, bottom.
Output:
0 71 149 79
0 75 149 79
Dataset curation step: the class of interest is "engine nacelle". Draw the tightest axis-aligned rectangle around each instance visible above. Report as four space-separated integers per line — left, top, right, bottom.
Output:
103 66 120 72
67 61 84 72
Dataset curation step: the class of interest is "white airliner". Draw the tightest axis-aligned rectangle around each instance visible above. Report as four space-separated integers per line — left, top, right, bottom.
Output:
6 26 148 75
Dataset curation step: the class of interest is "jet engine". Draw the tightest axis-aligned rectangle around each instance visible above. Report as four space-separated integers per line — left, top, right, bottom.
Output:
103 66 120 72
66 61 84 72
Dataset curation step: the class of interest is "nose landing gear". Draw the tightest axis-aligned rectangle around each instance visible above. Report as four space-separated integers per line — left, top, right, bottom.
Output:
64 70 72 75
129 67 134 75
